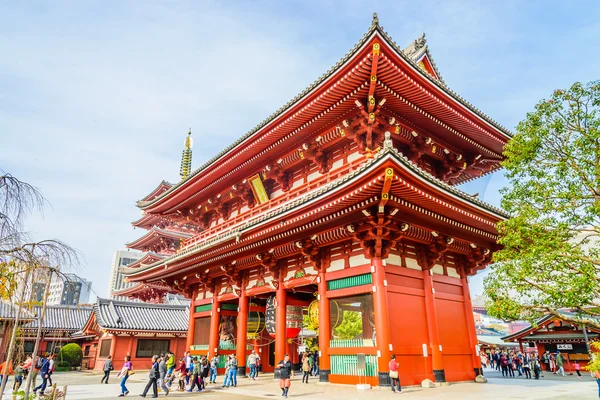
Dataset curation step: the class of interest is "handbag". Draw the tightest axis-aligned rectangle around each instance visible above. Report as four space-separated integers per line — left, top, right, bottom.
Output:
127 370 136 376
389 370 398 379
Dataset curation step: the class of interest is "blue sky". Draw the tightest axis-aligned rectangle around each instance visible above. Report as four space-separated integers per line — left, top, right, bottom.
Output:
1 1 599 300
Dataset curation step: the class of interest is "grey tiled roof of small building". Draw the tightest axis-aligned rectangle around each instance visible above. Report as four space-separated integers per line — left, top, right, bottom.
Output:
24 305 93 332
94 298 188 332
0 300 35 321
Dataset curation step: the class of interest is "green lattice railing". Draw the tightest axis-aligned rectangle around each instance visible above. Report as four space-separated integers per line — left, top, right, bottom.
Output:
219 341 236 350
330 355 378 376
329 339 375 348
191 345 209 350
328 274 372 290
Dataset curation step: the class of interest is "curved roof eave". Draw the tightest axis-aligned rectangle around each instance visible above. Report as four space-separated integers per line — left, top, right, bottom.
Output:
125 144 508 280
138 18 512 212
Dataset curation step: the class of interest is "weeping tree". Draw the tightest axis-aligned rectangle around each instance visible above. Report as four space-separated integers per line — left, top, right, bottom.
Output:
484 81 600 327
0 172 80 398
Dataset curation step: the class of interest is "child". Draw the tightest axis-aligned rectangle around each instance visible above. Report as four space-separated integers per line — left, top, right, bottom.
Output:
574 361 582 378
13 363 24 391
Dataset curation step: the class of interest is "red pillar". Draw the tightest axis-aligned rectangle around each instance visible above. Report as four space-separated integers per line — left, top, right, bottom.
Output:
209 298 221 358
109 334 117 358
236 288 249 376
423 269 445 382
275 284 287 376
317 268 330 381
372 257 392 386
461 274 482 376
186 297 196 352
127 335 134 357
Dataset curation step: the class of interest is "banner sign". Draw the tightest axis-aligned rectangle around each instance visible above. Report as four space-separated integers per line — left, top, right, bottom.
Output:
248 174 269 204
557 344 573 350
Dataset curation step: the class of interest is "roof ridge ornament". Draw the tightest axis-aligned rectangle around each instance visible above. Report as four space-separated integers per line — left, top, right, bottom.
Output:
371 12 379 28
415 33 426 50
180 129 193 181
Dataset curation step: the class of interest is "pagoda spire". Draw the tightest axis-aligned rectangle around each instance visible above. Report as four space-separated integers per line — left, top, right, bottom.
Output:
180 129 193 180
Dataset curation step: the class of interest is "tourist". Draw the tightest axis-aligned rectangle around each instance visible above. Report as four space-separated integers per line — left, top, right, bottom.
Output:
312 352 319 377
166 353 175 379
158 354 169 395
555 352 565 376
47 354 55 386
513 353 522 377
574 361 582 378
209 354 219 384
532 354 541 380
494 351 501 371
33 354 51 396
223 354 238 388
174 358 186 391
201 356 209 389
188 357 202 392
522 353 532 379
500 353 508 377
277 354 294 398
140 355 159 398
549 353 556 373
542 351 550 371
184 352 192 384
301 352 312 383
101 355 114 384
594 370 600 398
389 354 401 394
117 355 133 397
0 359 13 388
22 355 32 380
13 362 24 391
248 350 258 380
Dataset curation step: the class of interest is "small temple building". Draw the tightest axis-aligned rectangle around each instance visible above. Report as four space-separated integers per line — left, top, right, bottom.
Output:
120 14 511 386
502 311 599 370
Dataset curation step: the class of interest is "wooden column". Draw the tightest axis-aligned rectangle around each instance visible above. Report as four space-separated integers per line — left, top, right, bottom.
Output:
275 280 287 377
186 295 196 352
236 282 249 376
317 268 331 382
208 298 221 358
460 272 482 377
372 257 392 386
127 335 134 357
422 269 446 382
109 334 117 358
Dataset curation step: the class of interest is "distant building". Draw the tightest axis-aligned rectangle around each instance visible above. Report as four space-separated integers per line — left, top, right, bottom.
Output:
47 273 92 306
108 250 144 301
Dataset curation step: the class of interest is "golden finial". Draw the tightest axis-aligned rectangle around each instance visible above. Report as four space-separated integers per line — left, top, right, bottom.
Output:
184 128 193 149
180 128 193 180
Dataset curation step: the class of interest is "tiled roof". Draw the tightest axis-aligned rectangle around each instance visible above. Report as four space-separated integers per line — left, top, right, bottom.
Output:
125 140 509 278
502 310 600 342
94 298 188 332
164 294 191 307
0 300 35 321
138 14 512 210
24 305 93 332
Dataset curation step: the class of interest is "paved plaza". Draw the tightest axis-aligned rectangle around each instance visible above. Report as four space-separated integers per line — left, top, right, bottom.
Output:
3 368 598 400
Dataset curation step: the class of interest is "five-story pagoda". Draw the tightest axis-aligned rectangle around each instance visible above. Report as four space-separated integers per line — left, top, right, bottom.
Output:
119 14 510 386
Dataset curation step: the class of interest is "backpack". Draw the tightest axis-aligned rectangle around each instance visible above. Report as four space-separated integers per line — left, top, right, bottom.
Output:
35 358 44 370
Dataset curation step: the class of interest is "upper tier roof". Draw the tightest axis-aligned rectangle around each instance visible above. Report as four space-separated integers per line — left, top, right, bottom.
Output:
123 138 508 281
137 14 511 215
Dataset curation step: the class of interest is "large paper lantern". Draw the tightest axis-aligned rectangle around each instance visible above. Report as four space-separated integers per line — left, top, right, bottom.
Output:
306 299 342 330
265 296 304 339
247 311 265 339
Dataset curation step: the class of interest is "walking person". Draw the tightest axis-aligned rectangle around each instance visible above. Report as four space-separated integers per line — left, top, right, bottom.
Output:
523 354 532 379
157 355 169 396
555 352 565 376
574 361 582 378
188 357 202 393
277 354 294 399
13 362 24 392
248 351 258 380
595 371 600 398
301 353 312 383
184 352 192 385
209 354 218 384
117 355 133 397
542 352 550 371
500 353 509 377
47 355 55 386
389 354 401 394
223 355 238 388
101 355 114 384
174 358 187 391
312 352 319 377
33 355 50 396
140 355 159 398
532 354 541 380
0 360 13 388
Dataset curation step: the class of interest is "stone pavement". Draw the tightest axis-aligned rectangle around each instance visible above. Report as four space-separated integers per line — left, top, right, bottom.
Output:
2 367 598 400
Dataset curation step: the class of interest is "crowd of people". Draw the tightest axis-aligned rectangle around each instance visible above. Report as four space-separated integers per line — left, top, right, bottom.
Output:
0 353 57 396
480 349 577 379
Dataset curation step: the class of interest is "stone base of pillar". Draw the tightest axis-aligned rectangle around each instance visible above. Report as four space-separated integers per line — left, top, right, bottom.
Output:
237 366 247 377
378 371 391 387
433 369 446 382
319 369 330 383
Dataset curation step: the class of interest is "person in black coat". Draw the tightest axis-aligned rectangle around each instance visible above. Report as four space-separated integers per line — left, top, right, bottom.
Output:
141 355 159 398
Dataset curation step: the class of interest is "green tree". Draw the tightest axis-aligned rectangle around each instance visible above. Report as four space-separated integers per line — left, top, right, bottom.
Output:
333 311 363 339
58 343 83 367
484 81 600 328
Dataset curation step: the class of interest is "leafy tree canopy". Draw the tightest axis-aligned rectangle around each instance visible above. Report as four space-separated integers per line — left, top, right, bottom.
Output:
485 81 600 328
